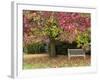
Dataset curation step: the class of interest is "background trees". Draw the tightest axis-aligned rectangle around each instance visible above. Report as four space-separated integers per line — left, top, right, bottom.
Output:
23 10 91 57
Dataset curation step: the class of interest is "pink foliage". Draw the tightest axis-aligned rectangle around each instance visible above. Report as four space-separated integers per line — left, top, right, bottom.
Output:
56 12 90 32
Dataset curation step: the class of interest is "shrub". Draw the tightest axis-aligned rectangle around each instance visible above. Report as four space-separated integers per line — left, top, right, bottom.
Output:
56 41 78 55
23 43 46 54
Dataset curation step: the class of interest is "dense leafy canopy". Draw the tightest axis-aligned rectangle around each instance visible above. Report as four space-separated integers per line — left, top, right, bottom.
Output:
23 10 91 49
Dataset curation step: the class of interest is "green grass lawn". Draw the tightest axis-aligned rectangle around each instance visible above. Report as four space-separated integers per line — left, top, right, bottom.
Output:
23 54 91 69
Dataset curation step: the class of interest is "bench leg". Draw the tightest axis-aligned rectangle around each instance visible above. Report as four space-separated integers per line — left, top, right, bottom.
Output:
84 55 86 60
68 56 70 60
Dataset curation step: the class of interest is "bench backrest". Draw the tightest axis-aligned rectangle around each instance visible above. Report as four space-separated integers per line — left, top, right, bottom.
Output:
68 49 85 55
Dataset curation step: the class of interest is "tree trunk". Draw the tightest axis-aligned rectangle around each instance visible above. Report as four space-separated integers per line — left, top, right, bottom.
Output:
48 38 56 57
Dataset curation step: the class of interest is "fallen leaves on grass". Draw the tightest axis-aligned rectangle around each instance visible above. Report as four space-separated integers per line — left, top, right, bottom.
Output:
23 54 91 69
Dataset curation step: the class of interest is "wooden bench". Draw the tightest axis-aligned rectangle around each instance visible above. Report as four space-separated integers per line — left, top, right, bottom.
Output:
68 49 85 60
